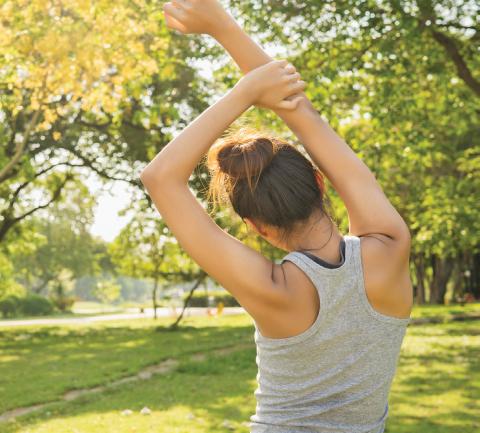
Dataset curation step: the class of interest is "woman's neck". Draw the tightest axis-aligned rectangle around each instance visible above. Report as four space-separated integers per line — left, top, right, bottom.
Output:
287 213 343 263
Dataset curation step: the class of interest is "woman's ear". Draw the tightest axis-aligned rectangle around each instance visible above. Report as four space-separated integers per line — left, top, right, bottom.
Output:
244 217 264 235
314 169 326 194
243 217 254 232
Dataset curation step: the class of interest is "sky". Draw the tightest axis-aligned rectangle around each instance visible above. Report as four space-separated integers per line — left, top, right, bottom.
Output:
86 175 134 242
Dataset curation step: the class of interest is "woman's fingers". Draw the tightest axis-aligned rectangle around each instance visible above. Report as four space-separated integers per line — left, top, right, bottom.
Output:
276 95 303 110
172 0 192 10
164 12 188 32
289 80 307 92
283 72 301 83
284 63 296 74
273 59 289 69
163 2 187 22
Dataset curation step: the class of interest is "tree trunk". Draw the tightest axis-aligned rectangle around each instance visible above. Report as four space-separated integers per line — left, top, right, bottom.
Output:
412 253 426 304
32 276 53 295
451 253 465 302
152 278 159 320
429 255 454 304
169 272 206 329
471 252 480 300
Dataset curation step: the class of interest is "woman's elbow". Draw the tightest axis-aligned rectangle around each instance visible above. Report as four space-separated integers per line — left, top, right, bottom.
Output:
139 164 163 188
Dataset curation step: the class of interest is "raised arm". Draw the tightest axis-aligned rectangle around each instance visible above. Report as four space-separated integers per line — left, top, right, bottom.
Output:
164 0 411 256
139 59 306 322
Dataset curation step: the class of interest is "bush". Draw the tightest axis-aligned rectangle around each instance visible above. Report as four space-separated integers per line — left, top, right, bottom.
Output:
20 294 54 316
0 295 22 318
0 294 55 318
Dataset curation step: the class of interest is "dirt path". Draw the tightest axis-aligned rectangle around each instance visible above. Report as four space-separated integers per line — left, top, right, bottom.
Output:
0 307 246 328
0 340 254 424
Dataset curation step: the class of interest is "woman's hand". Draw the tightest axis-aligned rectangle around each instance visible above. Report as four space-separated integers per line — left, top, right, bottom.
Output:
163 0 234 37
235 60 307 111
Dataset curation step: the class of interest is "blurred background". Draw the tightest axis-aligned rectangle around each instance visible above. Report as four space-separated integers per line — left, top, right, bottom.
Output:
0 1 478 432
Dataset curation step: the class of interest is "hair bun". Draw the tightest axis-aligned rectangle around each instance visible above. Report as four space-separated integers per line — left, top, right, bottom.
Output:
214 135 277 181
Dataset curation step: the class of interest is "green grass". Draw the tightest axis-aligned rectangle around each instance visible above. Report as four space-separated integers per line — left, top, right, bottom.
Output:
0 315 254 414
409 302 480 319
2 345 257 433
0 304 479 432
388 320 479 432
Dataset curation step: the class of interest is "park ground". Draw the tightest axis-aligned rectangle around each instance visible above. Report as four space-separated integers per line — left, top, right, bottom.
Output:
0 304 479 433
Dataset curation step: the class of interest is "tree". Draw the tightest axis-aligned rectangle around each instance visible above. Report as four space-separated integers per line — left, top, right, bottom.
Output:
93 279 121 305
9 179 100 293
0 0 216 306
216 0 480 303
0 0 211 243
109 198 205 320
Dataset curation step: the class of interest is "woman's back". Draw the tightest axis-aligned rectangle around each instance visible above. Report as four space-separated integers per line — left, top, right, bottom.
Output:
249 235 410 433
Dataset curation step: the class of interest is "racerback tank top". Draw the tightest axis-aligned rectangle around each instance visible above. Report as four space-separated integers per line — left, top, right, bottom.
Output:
249 234 411 433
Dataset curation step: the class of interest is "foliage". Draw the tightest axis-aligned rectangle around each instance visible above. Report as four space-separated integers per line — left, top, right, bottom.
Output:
74 275 153 304
0 0 478 304
0 293 54 317
0 295 22 318
8 180 101 294
50 296 76 313
93 279 121 304
0 253 26 299
20 294 55 316
0 0 211 245
109 199 201 284
218 0 480 303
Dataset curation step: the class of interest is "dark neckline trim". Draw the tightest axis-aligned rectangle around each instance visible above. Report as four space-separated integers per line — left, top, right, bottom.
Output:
298 238 346 269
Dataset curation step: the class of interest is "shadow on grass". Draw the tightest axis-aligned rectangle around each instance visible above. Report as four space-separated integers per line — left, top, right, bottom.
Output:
399 343 479 394
2 317 479 433
386 322 480 433
6 330 480 433
0 317 255 414
3 345 259 433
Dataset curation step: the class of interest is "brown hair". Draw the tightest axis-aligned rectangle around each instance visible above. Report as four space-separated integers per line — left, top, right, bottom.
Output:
206 127 334 242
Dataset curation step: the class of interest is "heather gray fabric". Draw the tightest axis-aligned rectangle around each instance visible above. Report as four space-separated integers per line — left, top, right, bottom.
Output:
249 235 410 433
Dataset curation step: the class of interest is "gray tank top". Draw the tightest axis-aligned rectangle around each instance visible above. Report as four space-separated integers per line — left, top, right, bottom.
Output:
249 234 410 433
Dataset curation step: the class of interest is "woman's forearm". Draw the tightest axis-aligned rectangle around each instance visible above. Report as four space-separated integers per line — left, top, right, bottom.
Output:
214 18 316 125
214 18 272 73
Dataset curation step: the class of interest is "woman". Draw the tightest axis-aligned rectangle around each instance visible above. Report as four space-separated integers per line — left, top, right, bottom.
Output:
140 1 413 432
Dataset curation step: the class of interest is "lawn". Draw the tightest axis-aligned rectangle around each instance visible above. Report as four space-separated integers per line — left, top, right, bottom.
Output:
0 304 479 433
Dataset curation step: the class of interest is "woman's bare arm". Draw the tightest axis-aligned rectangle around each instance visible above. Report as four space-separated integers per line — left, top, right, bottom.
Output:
164 1 411 250
139 60 306 323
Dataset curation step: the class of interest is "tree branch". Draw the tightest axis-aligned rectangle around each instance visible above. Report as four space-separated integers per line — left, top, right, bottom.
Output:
430 28 480 97
0 174 73 243
6 162 84 214
63 145 142 188
0 109 42 183
436 22 479 32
